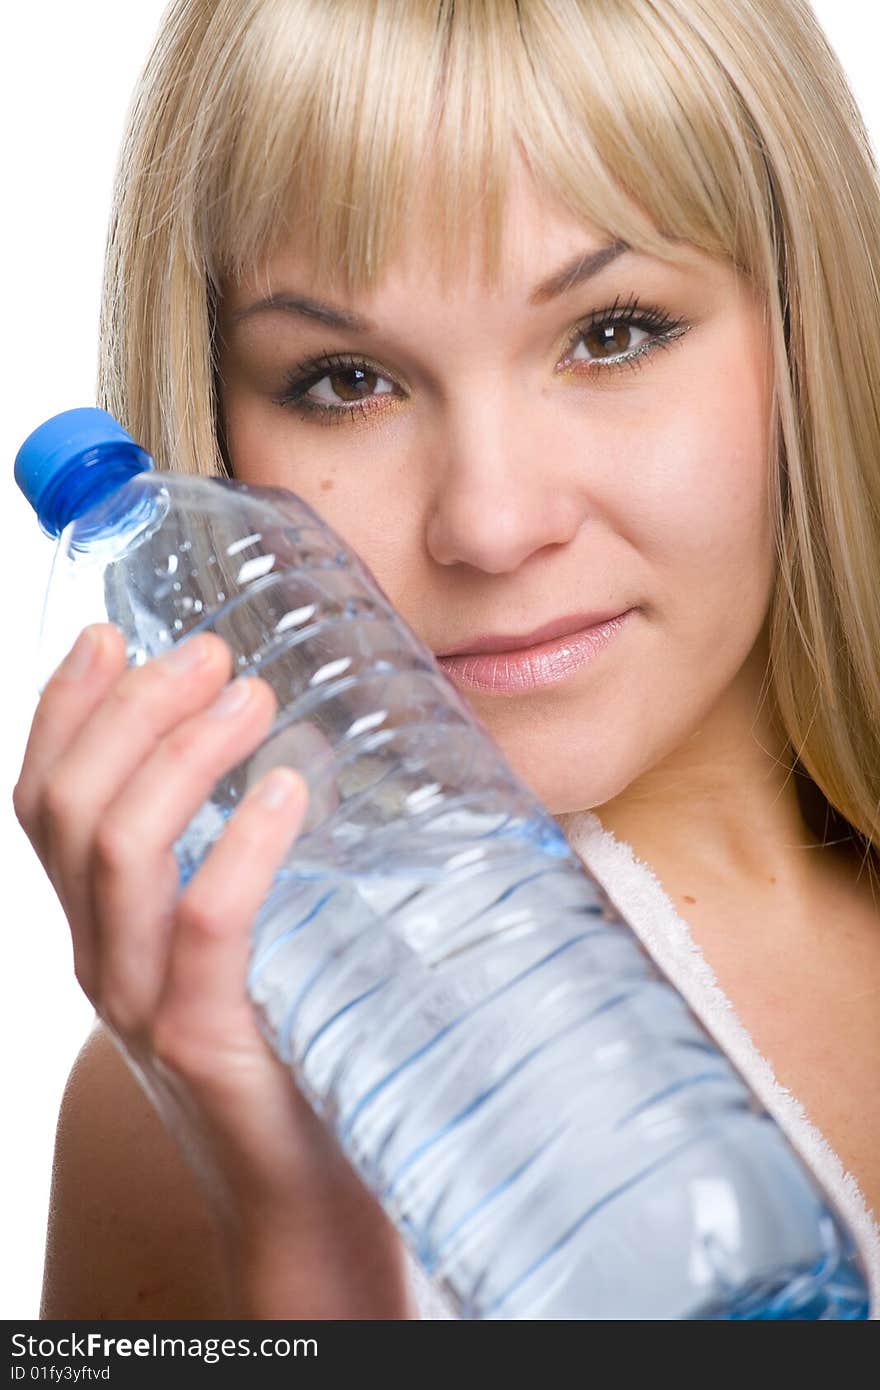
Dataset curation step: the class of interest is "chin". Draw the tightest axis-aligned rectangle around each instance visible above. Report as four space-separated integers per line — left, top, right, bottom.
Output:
506 755 635 820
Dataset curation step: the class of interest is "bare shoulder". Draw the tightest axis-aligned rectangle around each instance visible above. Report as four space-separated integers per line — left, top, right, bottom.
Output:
41 1019 232 1319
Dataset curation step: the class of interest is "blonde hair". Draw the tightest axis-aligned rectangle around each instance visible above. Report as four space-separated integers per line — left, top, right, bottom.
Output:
97 0 880 884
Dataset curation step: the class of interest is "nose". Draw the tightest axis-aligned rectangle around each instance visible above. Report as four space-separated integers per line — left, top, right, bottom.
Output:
423 390 588 573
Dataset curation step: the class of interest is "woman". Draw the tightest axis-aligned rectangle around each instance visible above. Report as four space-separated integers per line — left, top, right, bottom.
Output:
13 0 880 1317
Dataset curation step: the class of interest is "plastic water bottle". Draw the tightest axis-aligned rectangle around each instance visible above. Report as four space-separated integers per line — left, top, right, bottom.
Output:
15 407 871 1319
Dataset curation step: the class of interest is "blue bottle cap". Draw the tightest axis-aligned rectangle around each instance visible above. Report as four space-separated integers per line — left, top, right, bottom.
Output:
14 407 152 535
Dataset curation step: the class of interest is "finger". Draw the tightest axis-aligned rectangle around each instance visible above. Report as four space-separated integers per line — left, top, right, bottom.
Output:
12 623 128 852
90 675 279 1031
152 767 309 1078
42 632 232 937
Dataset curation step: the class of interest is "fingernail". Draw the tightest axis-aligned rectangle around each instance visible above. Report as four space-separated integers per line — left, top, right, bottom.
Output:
255 769 302 809
208 678 256 718
163 635 214 671
60 627 99 679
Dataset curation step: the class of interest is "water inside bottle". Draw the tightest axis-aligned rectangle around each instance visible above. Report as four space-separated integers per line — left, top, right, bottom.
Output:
241 809 869 1319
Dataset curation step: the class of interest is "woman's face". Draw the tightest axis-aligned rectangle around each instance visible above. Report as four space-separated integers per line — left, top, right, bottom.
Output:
216 158 775 817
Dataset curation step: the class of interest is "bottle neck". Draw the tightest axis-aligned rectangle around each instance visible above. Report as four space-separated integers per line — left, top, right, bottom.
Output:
38 442 153 537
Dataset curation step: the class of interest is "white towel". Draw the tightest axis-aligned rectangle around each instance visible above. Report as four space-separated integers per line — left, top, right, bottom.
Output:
404 808 880 1318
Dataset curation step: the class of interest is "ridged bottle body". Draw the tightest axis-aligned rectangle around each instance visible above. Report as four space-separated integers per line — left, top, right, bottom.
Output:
37 471 871 1319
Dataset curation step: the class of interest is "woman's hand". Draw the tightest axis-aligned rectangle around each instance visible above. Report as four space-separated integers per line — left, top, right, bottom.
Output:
13 622 415 1317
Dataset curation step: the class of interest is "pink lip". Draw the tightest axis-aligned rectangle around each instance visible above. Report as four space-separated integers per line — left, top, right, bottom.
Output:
437 608 629 658
436 609 636 694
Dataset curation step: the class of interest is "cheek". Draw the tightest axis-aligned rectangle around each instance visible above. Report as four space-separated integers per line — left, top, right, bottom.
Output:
223 402 313 493
222 402 427 634
224 402 363 529
619 352 775 636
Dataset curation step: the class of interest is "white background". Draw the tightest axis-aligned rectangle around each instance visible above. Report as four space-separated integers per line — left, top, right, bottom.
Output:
1 1 878 1320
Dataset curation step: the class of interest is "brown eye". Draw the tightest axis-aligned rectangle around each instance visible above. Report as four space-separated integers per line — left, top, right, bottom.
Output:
578 321 648 361
326 366 381 401
307 364 395 408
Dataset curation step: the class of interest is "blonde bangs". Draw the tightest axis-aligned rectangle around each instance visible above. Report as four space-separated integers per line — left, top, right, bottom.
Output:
166 0 777 299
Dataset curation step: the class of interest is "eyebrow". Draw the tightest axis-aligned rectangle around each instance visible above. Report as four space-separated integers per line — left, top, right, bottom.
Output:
228 239 631 331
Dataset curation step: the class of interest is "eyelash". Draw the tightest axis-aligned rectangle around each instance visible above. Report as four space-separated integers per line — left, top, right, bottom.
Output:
272 292 690 426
